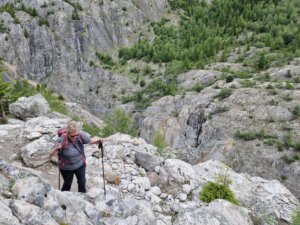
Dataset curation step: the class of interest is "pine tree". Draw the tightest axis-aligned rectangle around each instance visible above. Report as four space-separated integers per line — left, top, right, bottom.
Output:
0 77 12 122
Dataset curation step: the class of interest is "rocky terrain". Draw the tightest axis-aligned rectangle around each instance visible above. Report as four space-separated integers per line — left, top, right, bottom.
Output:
138 60 300 200
0 94 299 225
1 0 300 224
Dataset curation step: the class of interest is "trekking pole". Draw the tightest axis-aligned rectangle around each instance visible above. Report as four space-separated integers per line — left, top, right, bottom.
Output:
58 168 61 190
98 141 106 196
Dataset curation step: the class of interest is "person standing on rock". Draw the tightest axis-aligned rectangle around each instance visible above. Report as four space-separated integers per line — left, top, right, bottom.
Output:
50 121 102 193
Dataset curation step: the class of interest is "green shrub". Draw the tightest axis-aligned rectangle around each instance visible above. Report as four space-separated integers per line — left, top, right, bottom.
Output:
140 79 146 87
292 105 300 118
282 154 295 164
153 129 167 150
294 142 300 151
38 18 49 26
216 88 232 100
235 130 256 141
71 11 80 20
283 132 293 148
96 52 115 66
101 109 138 137
190 83 203 93
199 181 238 205
38 86 68 115
292 209 300 225
143 65 152 75
82 123 101 137
226 76 234 83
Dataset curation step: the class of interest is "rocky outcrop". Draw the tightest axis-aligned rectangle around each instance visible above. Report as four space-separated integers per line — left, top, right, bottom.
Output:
139 67 300 199
64 102 105 129
9 94 51 120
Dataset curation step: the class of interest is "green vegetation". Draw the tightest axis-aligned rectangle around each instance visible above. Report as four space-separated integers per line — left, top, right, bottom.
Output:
36 85 68 115
96 52 115 67
63 0 83 11
122 78 177 109
119 0 300 76
82 123 101 137
215 88 232 100
235 129 276 141
0 21 7 33
199 167 238 205
292 105 300 119
0 3 16 18
0 76 14 123
20 4 38 17
38 18 49 26
292 209 300 225
153 129 167 150
71 11 80 20
101 109 138 137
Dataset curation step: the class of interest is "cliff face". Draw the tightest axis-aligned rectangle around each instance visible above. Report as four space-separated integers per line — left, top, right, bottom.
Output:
0 0 168 114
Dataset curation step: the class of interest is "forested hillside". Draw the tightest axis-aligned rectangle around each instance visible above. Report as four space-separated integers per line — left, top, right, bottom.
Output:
114 0 300 108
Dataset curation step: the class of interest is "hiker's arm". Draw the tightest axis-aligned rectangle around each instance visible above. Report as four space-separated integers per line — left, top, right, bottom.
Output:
50 143 62 157
89 138 102 145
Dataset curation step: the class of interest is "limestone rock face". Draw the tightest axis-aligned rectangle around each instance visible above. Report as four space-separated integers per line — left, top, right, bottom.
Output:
0 0 168 115
9 94 50 120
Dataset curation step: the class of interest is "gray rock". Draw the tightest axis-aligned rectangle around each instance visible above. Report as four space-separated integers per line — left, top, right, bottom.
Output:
135 151 163 172
9 94 51 120
21 136 53 167
177 193 187 202
173 199 253 225
0 198 21 225
11 176 48 206
64 102 105 130
10 200 59 225
159 159 199 183
177 70 222 89
132 177 151 191
26 131 43 141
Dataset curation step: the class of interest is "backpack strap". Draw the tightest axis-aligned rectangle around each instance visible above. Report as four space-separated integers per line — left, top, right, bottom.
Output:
58 133 86 168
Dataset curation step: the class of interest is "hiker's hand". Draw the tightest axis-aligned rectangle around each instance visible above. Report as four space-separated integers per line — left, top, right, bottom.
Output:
55 143 62 150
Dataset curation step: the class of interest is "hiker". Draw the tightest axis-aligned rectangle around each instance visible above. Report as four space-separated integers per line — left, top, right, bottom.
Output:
50 121 102 193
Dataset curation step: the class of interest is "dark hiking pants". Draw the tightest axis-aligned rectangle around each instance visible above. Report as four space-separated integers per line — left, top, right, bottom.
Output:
60 164 86 193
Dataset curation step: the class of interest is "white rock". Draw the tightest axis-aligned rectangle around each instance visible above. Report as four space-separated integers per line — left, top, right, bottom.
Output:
26 132 42 141
132 177 151 191
177 193 187 202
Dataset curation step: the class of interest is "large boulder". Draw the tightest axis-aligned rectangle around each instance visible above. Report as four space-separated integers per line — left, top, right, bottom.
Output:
20 136 53 168
159 159 199 183
9 94 51 120
135 151 163 172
